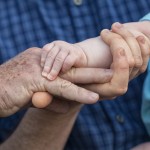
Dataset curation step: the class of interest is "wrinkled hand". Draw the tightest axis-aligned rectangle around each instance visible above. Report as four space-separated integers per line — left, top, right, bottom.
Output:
0 48 114 117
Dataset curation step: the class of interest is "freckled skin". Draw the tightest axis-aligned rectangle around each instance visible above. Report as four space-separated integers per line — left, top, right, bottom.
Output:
0 48 43 116
0 47 102 117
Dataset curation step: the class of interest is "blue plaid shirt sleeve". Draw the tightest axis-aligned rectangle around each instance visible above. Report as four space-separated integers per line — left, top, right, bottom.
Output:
0 1 150 149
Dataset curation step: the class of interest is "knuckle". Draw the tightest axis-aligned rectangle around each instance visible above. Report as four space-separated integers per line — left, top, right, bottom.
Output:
47 51 56 59
60 80 72 89
95 69 112 83
47 55 53 60
109 36 122 45
63 59 72 71
66 68 76 83
55 55 64 64
58 79 73 97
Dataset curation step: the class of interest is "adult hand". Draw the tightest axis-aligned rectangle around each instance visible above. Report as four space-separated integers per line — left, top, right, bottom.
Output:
32 22 150 109
80 23 150 100
0 48 113 117
112 22 150 80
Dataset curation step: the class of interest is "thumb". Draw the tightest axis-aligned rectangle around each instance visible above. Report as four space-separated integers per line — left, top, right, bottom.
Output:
44 77 99 104
32 92 53 108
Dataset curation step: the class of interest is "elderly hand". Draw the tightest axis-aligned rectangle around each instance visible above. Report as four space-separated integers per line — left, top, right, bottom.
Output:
0 47 114 117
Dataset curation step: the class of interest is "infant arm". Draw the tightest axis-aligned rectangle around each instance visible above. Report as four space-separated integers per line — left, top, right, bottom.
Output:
41 37 113 80
76 36 112 68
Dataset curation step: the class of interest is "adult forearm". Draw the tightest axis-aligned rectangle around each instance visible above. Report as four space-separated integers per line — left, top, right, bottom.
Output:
0 104 82 150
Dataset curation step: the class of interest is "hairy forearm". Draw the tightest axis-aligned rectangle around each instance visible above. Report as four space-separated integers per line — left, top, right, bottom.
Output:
0 104 82 150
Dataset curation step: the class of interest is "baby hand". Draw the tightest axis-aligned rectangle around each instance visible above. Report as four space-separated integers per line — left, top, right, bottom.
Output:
41 41 87 80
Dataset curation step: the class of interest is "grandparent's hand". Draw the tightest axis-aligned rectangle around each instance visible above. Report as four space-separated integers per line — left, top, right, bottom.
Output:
0 48 114 117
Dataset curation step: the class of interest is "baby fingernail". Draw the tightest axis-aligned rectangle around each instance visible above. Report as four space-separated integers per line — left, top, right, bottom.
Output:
47 74 55 80
103 29 110 34
42 72 47 77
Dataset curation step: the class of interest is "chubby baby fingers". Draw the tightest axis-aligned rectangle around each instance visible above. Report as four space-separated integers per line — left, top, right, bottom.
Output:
41 43 54 67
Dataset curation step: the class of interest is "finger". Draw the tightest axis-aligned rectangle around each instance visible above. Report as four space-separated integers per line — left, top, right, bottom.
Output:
60 67 113 84
83 48 129 98
129 36 150 80
136 36 150 73
101 29 134 71
41 43 54 67
44 77 99 104
42 46 60 77
112 22 142 77
61 44 87 72
47 48 69 80
32 92 53 108
61 54 77 73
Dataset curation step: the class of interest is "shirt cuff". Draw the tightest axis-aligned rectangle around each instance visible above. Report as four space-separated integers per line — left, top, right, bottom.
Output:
140 13 150 21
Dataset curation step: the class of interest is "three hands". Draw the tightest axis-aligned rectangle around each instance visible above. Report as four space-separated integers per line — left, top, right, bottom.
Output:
0 22 149 117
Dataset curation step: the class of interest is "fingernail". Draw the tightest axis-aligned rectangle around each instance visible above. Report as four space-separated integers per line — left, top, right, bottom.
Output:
42 72 47 77
89 93 99 101
114 22 123 28
103 29 110 34
47 74 55 80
